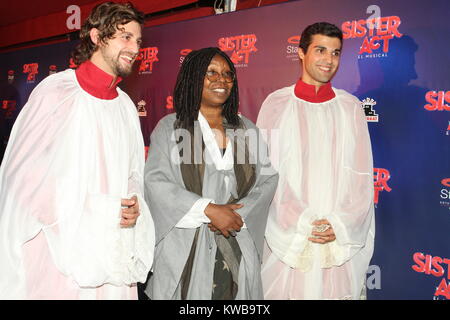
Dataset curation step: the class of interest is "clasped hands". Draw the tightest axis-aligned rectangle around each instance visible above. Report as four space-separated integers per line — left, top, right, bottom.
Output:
120 195 140 228
204 203 244 238
308 219 336 244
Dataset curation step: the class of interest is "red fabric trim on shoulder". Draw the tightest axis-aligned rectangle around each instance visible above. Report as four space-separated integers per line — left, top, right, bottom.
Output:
294 79 335 103
75 61 122 100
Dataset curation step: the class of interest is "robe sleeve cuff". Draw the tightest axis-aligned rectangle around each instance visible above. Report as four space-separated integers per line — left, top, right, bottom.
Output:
175 198 213 228
320 212 353 267
274 208 315 270
57 193 154 287
327 212 350 246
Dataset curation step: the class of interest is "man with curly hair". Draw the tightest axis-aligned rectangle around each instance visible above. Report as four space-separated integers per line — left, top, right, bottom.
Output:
0 2 155 299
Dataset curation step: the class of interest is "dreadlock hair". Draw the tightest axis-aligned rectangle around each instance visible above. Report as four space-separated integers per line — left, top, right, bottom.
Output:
174 47 240 129
71 2 144 66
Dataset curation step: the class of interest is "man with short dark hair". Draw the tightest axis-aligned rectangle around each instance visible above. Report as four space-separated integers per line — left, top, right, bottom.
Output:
0 2 155 299
258 22 375 300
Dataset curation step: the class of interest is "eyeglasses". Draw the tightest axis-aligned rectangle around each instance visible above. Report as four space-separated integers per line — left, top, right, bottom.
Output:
205 70 235 83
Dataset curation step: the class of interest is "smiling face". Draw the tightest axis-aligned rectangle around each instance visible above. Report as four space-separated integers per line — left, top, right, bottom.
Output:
298 34 342 88
200 54 234 109
91 20 142 77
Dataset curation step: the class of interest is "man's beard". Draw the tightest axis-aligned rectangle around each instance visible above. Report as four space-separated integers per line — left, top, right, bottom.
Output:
102 48 135 78
111 57 133 77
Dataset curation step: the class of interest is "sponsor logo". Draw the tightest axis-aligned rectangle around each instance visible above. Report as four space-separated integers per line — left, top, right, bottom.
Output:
7 70 14 84
424 91 450 111
373 168 391 205
442 178 450 188
49 65 57 75
286 35 300 61
137 47 159 74
137 100 147 117
342 16 403 59
1 100 17 119
440 178 450 210
23 63 39 83
218 34 258 67
166 96 173 109
412 252 450 299
179 49 192 65
361 97 379 122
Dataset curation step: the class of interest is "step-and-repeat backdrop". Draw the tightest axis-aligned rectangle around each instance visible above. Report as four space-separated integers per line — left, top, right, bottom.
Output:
0 0 449 300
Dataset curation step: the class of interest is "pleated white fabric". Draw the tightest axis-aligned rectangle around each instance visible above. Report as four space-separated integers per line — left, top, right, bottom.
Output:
0 69 155 299
257 85 375 300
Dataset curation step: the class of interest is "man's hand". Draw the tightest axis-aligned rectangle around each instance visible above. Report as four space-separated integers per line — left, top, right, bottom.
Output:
120 195 140 228
205 203 244 238
308 219 336 244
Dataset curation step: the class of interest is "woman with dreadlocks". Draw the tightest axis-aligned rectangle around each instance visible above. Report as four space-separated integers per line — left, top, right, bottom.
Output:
143 47 278 300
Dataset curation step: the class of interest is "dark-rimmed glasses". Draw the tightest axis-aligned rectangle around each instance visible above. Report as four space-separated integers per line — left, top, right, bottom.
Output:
205 70 235 83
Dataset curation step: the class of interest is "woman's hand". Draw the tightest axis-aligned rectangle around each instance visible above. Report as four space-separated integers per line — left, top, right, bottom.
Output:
205 203 244 237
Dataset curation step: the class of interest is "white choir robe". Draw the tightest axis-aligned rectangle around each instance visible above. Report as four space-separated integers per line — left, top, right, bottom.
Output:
0 69 155 299
257 84 375 300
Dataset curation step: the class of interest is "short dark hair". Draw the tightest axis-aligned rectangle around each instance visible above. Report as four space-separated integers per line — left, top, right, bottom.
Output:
71 2 145 66
174 47 240 129
299 22 343 53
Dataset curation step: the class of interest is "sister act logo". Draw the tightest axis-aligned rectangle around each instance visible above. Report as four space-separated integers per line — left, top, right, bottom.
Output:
218 34 258 67
137 47 159 74
342 16 403 59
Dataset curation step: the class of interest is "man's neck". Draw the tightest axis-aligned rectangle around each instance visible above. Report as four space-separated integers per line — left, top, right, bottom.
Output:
75 60 122 100
301 77 323 93
294 78 335 103
89 53 118 87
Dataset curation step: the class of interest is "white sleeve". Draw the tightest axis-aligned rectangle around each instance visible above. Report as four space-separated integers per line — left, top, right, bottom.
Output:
323 102 375 267
176 198 213 228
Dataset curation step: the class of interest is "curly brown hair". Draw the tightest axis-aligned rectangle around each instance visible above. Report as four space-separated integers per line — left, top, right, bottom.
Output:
71 2 145 66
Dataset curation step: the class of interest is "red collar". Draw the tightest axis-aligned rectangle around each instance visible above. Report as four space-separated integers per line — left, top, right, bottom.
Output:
75 60 122 100
294 79 335 103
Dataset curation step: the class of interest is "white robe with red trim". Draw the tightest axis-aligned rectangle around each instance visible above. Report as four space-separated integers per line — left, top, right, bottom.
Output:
257 84 375 300
0 69 155 299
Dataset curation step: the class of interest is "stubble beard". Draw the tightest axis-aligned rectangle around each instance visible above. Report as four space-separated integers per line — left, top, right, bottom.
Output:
112 56 133 78
102 48 134 78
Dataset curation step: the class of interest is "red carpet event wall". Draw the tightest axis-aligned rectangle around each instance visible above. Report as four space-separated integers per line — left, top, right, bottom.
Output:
0 0 449 299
